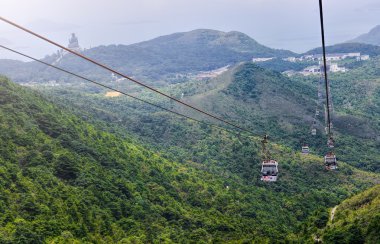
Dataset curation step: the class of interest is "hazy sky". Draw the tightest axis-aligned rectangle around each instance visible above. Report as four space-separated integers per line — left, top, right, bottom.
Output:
1 0 379 60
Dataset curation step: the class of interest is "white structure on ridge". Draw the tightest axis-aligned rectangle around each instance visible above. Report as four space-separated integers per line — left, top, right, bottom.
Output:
252 57 274 62
67 33 81 52
282 52 369 62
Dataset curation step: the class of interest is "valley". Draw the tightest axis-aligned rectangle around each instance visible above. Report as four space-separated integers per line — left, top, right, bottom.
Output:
0 23 379 242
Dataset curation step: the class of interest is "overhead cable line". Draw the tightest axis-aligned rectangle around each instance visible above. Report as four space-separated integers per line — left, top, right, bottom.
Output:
318 0 337 170
0 16 253 134
0 44 249 138
318 0 332 137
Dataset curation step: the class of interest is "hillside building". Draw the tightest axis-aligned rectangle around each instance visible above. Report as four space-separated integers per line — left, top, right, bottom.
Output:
283 52 369 63
282 57 296 62
298 61 346 76
358 55 370 61
252 57 274 62
329 63 346 72
301 65 321 76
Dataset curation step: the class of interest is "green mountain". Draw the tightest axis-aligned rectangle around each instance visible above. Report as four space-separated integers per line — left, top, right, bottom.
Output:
42 59 380 174
315 184 380 243
0 74 379 242
350 25 380 46
254 58 314 72
0 59 41 83
0 29 295 84
169 62 380 172
1 29 379 242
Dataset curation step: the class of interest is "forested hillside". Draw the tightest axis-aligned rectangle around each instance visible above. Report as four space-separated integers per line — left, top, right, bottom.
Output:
44 60 380 174
1 0 380 242
174 61 380 172
0 76 379 242
322 184 380 243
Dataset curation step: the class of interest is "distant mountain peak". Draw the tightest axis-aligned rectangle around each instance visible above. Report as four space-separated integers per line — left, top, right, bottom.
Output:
368 25 380 33
349 25 380 46
135 29 292 57
0 29 295 84
143 29 259 45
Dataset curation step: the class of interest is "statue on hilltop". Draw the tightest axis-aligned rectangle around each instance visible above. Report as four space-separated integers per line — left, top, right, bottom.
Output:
67 33 81 51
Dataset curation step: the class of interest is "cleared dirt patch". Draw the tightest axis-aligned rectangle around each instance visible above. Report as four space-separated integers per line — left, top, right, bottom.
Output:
105 91 121 97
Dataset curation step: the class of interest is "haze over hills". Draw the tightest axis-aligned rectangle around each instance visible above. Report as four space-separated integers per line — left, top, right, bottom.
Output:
3 27 380 86
0 29 296 85
3 28 380 90
350 25 380 46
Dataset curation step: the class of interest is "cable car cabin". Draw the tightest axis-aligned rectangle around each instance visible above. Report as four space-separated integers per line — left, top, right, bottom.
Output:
311 128 317 136
324 152 337 170
316 110 320 116
301 145 310 154
261 160 279 182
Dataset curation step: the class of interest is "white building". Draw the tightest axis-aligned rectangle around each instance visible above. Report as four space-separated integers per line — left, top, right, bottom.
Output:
329 63 346 72
301 65 321 76
292 52 362 62
282 57 296 62
344 53 361 58
252 57 274 62
299 62 346 76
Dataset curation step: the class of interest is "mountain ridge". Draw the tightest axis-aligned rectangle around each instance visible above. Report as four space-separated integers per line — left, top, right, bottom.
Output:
38 60 380 174
135 29 293 56
349 25 380 46
0 61 379 242
0 29 295 84
321 184 380 243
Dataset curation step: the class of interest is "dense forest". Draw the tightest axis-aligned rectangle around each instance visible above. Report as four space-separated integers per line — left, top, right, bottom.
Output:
300 184 380 243
0 23 379 242
321 184 380 243
41 60 380 174
0 65 379 243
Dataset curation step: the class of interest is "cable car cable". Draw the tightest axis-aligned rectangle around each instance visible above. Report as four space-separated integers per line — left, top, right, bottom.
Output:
318 0 337 170
318 0 332 138
0 16 253 135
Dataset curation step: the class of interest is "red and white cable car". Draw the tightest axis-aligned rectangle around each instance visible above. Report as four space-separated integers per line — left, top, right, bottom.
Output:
261 160 279 182
301 145 310 154
324 152 337 170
